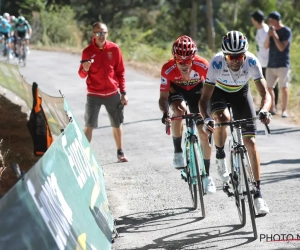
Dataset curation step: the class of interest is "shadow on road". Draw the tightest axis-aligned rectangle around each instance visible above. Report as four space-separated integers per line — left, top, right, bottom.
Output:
261 168 300 185
114 208 256 250
95 118 161 129
115 207 202 235
261 159 300 166
257 127 300 136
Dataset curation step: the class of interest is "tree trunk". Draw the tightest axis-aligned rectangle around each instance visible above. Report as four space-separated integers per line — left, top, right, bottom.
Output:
206 0 215 51
190 0 197 41
233 0 238 25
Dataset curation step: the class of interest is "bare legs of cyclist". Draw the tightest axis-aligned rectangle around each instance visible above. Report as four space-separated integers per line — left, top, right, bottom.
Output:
25 38 30 54
170 100 186 169
212 109 230 183
171 100 216 194
213 109 269 214
17 39 22 58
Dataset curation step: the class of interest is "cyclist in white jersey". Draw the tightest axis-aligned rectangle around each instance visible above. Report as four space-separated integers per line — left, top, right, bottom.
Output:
199 31 271 215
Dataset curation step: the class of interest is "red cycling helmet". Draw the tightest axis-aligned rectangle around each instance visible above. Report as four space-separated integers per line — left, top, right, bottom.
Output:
172 35 197 59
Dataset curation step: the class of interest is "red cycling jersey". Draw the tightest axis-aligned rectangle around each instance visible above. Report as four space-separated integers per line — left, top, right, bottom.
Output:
78 39 125 97
160 55 209 92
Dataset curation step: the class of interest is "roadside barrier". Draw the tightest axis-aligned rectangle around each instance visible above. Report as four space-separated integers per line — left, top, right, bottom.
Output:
0 62 114 250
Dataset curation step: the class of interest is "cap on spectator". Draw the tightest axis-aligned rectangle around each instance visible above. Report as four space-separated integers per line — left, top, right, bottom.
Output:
251 10 265 22
268 11 281 21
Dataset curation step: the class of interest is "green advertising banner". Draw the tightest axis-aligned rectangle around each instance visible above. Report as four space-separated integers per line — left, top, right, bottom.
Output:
0 100 114 250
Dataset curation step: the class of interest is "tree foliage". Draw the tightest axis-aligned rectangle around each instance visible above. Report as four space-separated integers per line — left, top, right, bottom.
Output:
2 0 300 51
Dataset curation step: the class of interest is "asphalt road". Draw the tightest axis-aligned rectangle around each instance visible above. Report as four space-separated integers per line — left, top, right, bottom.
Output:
17 50 300 250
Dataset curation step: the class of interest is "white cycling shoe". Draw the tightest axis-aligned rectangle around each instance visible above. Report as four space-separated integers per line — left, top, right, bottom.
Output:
254 197 270 214
173 152 184 169
216 158 229 182
203 176 216 194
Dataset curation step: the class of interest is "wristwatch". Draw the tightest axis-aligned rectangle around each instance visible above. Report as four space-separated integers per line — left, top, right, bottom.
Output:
121 91 126 95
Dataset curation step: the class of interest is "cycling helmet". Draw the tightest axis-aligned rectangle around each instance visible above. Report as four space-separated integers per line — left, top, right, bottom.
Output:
221 30 248 54
172 35 197 59
1 19 7 25
3 12 10 20
18 16 25 24
10 15 15 22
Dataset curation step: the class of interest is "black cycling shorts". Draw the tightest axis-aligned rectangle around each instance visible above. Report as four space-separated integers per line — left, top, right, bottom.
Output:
0 32 9 40
168 83 203 125
209 84 256 137
17 31 26 39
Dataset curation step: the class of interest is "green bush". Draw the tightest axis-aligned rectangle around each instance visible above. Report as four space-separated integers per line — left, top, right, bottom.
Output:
33 5 82 47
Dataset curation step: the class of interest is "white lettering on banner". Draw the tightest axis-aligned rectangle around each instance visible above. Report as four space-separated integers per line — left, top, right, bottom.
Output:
27 173 75 250
62 133 99 189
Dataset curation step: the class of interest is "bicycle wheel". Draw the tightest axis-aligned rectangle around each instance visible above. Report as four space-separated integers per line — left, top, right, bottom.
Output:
230 150 246 226
185 144 198 209
240 148 258 239
22 44 26 67
193 142 205 218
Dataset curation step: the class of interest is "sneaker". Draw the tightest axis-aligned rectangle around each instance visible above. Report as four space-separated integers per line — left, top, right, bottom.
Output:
216 158 229 182
117 154 129 163
281 111 289 118
254 197 270 214
173 152 184 169
26 47 30 55
8 53 13 59
270 109 277 115
203 176 216 194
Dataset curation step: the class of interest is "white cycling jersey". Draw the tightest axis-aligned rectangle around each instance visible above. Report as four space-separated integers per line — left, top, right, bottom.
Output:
205 51 263 93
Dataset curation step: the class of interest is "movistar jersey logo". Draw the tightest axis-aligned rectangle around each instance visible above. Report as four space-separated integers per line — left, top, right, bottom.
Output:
213 61 222 69
248 58 256 67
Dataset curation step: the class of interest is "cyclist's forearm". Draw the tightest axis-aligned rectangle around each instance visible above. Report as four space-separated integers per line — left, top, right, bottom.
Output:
260 95 271 112
255 80 271 111
159 97 169 113
199 100 209 118
199 84 214 118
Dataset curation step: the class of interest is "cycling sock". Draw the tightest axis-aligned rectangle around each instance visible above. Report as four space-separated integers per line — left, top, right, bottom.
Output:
204 159 210 176
117 149 124 156
254 180 262 199
216 145 225 159
173 136 183 153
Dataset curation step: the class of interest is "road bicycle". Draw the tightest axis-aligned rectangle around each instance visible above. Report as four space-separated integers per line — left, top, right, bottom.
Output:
1 37 10 62
218 105 270 239
166 112 206 217
18 38 27 67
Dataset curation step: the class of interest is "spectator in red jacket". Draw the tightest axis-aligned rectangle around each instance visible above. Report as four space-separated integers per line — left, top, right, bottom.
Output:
78 22 129 162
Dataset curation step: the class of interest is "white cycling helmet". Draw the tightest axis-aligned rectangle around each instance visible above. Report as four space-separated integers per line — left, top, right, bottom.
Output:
3 12 10 20
221 30 248 54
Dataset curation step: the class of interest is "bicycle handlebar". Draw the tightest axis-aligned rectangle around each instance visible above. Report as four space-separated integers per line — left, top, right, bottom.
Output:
165 113 203 135
214 117 270 135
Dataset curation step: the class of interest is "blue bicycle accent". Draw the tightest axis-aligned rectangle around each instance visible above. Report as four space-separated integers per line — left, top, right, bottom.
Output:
166 112 206 217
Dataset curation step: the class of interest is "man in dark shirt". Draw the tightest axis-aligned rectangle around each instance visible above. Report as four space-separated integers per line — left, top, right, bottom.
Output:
264 11 292 118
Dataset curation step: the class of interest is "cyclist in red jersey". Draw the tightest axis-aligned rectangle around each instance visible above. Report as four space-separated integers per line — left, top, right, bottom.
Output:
159 35 216 194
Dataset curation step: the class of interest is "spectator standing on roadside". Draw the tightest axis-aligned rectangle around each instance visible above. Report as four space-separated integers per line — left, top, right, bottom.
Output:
78 22 129 162
264 11 292 118
251 10 279 113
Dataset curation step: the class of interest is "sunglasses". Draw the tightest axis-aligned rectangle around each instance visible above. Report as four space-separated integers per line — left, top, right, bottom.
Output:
175 58 193 65
225 54 245 61
93 31 107 36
